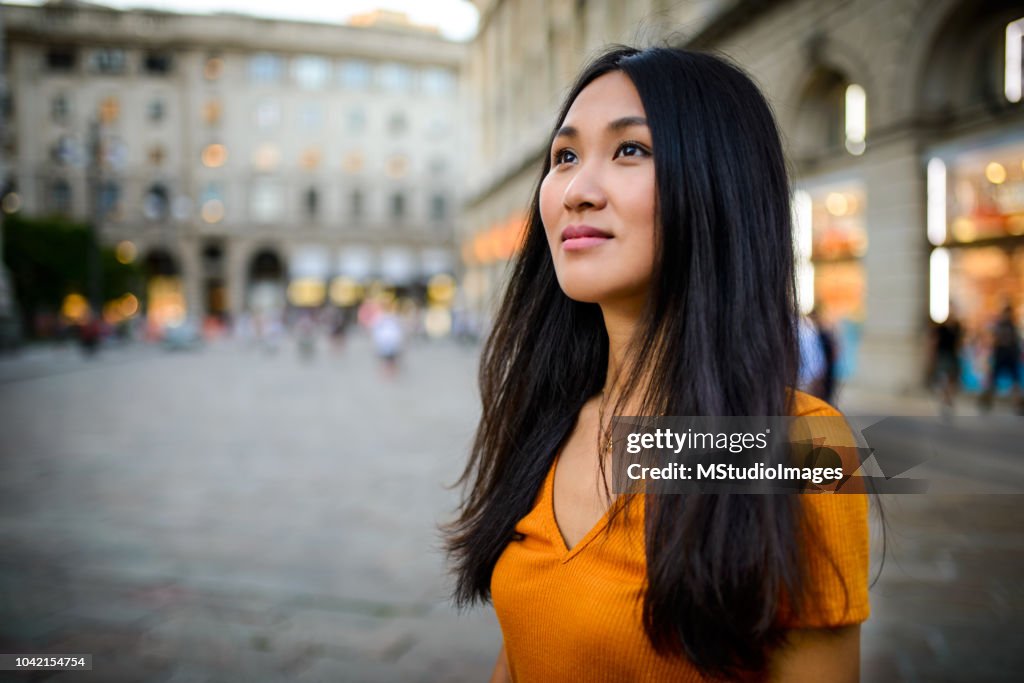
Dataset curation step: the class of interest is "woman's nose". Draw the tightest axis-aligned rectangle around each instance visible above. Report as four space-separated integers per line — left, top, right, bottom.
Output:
563 165 608 212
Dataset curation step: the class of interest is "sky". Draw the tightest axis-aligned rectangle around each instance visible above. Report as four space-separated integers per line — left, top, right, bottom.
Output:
11 0 480 40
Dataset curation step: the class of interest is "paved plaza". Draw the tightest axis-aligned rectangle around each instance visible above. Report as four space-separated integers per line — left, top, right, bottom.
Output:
0 334 1021 682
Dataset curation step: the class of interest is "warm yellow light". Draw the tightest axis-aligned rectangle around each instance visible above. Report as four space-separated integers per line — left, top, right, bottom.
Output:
300 147 322 170
147 276 186 328
115 240 137 264
203 100 222 125
329 277 362 306
343 152 364 173
1008 215 1024 236
202 144 227 168
61 293 90 323
120 293 139 317
201 199 224 223
985 162 1007 184
204 57 224 80
253 144 279 171
287 278 326 307
1 192 21 214
386 156 408 178
99 96 120 124
952 217 976 242
427 273 456 304
825 192 849 217
424 306 452 338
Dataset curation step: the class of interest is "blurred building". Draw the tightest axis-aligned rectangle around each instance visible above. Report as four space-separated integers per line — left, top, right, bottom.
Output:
2 1 465 328
462 0 1024 396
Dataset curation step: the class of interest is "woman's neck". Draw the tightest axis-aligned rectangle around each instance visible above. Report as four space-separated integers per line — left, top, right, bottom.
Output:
600 298 646 407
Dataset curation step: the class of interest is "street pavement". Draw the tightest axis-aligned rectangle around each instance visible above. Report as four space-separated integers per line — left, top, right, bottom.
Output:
0 334 1021 682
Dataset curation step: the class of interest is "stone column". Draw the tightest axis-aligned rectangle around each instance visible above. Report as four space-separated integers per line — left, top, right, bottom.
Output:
852 137 929 395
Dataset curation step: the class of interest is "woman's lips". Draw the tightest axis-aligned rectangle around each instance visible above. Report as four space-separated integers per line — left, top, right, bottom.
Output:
561 224 612 251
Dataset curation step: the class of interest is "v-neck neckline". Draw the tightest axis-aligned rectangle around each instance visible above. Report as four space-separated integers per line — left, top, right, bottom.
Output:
546 451 615 563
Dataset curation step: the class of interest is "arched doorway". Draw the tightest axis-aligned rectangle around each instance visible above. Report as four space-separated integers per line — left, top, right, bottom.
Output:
246 248 286 315
792 65 870 382
142 248 184 329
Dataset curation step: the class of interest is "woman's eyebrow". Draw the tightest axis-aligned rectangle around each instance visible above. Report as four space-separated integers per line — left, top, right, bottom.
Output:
553 116 649 140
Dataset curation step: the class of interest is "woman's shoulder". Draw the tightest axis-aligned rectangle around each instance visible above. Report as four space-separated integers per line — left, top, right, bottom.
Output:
790 389 842 418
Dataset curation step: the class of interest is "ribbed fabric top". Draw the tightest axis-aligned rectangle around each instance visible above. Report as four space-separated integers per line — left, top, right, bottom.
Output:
490 391 870 682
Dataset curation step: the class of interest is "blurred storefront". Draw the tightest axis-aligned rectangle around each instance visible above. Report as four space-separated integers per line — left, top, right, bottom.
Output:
928 136 1024 390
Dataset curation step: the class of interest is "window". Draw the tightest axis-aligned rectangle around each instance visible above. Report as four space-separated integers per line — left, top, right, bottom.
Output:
390 192 405 220
50 135 78 166
386 156 408 179
346 106 367 133
91 48 127 75
203 99 222 126
147 98 165 123
378 63 412 92
50 178 72 214
428 157 447 175
421 67 456 96
350 189 364 219
250 179 283 222
254 99 281 128
304 187 319 220
202 144 227 168
250 53 284 84
430 194 447 221
253 143 280 171
99 96 120 124
293 56 329 90
428 117 450 137
99 180 121 216
343 151 364 174
148 145 166 166
46 47 77 72
143 184 170 221
300 102 324 129
144 52 173 75
204 55 224 80
201 184 225 223
338 59 372 89
300 147 322 170
388 112 408 135
51 93 70 125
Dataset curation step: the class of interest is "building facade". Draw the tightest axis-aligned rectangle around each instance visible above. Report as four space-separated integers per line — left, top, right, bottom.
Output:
3 1 465 329
462 0 1024 396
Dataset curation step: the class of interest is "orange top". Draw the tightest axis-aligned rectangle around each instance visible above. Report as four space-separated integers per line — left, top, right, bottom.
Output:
490 391 870 682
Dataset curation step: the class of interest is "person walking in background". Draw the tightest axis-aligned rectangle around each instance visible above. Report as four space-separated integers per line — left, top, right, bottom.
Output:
372 303 404 378
930 309 963 417
980 303 1022 414
797 313 825 398
808 307 838 404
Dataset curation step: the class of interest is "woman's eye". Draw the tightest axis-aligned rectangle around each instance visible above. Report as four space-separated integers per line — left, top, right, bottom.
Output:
553 149 577 166
615 142 650 159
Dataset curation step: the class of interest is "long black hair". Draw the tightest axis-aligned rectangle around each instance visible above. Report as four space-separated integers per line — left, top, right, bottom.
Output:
447 46 815 678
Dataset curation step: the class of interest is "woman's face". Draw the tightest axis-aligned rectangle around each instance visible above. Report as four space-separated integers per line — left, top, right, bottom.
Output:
540 70 656 307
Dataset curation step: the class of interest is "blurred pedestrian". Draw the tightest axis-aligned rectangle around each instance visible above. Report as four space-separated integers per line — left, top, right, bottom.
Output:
797 314 825 397
808 307 838 404
929 310 962 417
296 312 316 361
372 303 403 377
980 304 1022 413
77 310 101 357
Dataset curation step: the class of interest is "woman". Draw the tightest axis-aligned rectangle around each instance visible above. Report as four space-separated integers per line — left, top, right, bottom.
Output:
446 46 869 682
